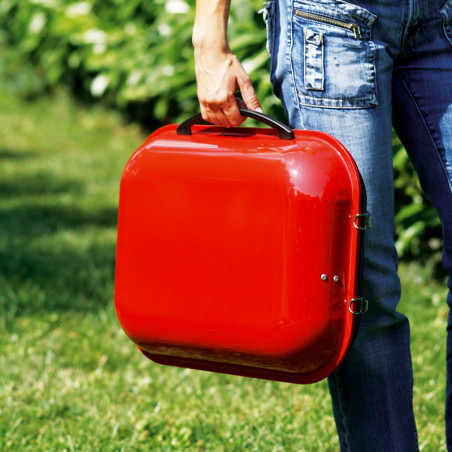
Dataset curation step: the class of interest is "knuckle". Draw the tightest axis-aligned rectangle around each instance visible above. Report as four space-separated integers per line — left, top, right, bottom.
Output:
247 97 260 108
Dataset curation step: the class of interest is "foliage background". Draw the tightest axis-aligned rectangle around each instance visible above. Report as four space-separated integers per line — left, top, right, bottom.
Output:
0 0 444 263
0 64 448 452
0 2 449 450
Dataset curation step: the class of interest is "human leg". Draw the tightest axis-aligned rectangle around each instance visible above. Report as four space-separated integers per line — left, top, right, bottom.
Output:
391 0 452 445
267 0 418 449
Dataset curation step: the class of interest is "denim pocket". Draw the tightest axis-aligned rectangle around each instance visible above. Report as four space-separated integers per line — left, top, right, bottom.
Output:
441 0 452 47
291 0 378 109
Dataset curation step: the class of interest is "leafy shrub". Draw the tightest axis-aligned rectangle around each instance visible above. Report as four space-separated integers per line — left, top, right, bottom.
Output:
0 0 443 267
0 0 280 124
392 134 443 268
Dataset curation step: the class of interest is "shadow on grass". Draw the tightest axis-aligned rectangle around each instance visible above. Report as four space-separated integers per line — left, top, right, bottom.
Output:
0 173 85 197
0 148 38 161
0 171 119 321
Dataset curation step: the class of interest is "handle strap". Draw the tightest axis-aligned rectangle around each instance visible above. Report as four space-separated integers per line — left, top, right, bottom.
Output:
176 109 295 140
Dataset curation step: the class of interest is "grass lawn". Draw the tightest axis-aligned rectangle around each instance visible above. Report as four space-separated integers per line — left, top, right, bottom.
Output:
0 90 448 451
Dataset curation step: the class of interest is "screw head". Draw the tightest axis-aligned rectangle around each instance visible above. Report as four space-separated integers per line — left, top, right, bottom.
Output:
333 276 339 282
321 274 328 281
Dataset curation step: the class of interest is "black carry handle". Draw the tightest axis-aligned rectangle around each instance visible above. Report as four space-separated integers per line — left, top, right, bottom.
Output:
176 108 295 140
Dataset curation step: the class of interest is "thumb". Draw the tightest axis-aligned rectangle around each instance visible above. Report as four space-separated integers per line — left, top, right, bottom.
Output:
238 75 263 113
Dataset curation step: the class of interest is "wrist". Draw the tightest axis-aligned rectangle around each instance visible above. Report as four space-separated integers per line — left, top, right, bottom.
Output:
192 28 229 53
193 42 231 60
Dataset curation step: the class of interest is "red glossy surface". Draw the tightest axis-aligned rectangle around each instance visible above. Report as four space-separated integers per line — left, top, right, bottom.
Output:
114 124 364 383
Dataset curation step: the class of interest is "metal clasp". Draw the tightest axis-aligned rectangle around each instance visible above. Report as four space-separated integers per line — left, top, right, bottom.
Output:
353 212 373 230
349 298 368 315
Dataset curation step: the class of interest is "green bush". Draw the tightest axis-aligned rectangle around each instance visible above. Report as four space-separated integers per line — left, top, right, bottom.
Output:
392 133 442 266
0 0 279 124
0 0 443 267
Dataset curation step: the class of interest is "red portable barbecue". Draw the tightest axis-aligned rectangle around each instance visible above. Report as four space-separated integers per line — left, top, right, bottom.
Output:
114 110 370 384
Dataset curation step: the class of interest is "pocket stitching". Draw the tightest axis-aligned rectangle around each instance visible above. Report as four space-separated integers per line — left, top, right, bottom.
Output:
293 0 377 30
304 28 325 91
291 4 378 109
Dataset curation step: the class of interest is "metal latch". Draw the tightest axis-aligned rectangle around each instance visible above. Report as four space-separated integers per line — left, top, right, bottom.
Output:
353 213 373 230
349 298 368 315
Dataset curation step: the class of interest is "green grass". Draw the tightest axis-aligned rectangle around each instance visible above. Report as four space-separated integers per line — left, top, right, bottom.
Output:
0 90 448 451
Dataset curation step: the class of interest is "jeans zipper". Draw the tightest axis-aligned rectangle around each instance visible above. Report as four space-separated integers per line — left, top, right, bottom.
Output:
295 10 361 39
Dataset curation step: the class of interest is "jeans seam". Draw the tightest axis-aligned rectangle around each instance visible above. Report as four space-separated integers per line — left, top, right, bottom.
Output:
288 0 305 128
394 69 452 194
332 368 351 451
441 0 452 47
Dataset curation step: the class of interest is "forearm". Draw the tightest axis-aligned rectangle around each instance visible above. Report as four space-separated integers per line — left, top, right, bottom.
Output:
192 0 262 126
192 0 231 52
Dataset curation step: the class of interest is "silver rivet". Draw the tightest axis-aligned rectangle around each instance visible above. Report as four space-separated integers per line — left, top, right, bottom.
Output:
333 276 339 282
321 274 328 281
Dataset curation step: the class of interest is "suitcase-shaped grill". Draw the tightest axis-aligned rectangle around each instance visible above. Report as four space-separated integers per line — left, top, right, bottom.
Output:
114 110 370 384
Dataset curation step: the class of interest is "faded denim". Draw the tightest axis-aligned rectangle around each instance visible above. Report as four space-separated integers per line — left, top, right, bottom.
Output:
265 0 452 450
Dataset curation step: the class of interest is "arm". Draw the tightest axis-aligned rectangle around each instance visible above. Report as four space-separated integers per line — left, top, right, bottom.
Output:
193 0 263 127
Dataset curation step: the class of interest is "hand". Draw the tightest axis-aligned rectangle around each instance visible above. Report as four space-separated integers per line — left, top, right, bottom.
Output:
194 47 263 127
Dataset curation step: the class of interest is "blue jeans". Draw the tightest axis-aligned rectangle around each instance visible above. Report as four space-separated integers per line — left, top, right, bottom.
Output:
265 0 452 450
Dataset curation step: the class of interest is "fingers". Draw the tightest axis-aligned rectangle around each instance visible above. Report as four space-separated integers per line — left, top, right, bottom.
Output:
206 100 244 127
237 72 263 114
198 85 244 127
196 52 262 127
200 103 242 128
